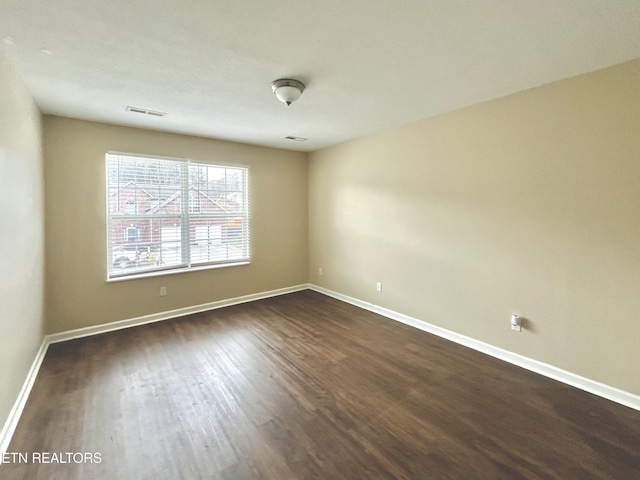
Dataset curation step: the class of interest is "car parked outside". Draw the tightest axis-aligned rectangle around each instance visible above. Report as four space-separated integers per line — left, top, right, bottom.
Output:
111 245 149 268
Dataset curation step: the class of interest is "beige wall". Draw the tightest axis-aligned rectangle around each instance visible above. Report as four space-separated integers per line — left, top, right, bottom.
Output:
44 117 308 333
309 59 640 396
0 52 45 432
4 53 639 431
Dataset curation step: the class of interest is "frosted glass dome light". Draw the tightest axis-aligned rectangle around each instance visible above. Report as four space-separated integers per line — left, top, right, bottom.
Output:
271 79 305 106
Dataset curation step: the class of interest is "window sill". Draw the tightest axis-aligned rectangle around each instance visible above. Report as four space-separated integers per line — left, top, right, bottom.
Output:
106 261 250 283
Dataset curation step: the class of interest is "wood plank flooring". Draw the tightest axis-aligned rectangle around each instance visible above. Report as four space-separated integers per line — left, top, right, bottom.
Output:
2 290 639 479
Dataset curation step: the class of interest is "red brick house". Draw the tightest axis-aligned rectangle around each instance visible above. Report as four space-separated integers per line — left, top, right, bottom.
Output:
108 181 242 267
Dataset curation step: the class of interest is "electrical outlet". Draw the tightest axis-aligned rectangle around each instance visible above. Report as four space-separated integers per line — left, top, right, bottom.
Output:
318 267 323 276
160 286 167 296
376 282 382 292
511 314 521 332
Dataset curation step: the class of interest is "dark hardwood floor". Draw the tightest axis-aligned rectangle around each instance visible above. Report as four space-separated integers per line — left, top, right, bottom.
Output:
2 290 639 479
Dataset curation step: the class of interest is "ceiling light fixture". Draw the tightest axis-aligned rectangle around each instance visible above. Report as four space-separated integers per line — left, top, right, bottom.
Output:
271 78 305 106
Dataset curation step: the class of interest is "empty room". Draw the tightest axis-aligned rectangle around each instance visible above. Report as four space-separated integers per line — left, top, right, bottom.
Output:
1 1 640 479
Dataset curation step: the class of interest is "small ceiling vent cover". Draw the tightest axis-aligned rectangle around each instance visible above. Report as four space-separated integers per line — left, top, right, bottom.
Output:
126 106 166 117
284 136 308 142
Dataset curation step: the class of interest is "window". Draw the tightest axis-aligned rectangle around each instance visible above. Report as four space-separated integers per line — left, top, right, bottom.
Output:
106 153 250 279
124 227 139 242
188 193 201 213
124 200 137 214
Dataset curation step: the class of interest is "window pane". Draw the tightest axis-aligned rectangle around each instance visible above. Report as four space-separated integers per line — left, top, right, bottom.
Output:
108 156 183 217
189 217 247 264
107 153 249 279
110 218 161 274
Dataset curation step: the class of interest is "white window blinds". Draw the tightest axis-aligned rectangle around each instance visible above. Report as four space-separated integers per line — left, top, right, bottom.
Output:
106 153 249 279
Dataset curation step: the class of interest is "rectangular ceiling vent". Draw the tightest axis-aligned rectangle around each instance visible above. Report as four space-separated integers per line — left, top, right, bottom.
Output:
284 136 308 142
126 106 166 117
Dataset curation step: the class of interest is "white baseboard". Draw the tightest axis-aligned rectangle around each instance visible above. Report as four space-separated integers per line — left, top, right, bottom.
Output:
309 284 640 412
0 283 309 453
0 340 49 454
46 284 309 344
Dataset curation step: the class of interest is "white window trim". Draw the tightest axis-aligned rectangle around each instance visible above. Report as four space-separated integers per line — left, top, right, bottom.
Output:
106 260 251 283
106 152 250 281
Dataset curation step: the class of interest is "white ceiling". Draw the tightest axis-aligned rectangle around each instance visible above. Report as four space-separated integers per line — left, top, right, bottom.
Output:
2 0 640 152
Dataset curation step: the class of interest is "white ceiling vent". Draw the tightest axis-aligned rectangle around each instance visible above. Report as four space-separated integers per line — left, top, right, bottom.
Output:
284 136 307 142
126 106 166 117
